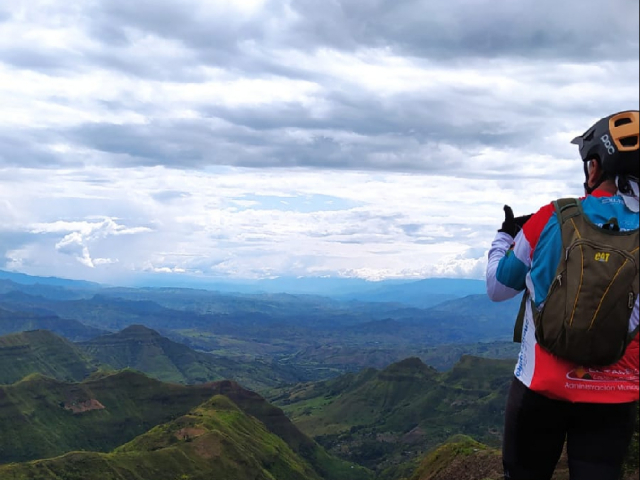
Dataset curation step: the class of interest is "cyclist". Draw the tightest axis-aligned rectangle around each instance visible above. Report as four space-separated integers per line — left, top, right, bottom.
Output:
486 110 639 480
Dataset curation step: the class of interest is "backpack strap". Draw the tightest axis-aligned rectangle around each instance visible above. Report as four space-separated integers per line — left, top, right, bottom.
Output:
553 197 582 226
513 291 527 343
513 198 582 343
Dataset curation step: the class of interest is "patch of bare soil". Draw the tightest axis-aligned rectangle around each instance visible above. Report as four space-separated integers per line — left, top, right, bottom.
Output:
424 450 503 480
401 426 426 444
174 427 206 441
63 398 105 414
623 469 639 480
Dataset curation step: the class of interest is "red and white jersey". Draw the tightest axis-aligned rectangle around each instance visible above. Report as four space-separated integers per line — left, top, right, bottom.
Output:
486 190 639 403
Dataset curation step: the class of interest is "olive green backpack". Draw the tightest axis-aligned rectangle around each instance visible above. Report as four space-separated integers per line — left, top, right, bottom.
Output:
513 197 639 366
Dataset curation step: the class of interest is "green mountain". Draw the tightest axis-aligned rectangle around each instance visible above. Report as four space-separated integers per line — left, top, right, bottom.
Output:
337 278 487 308
0 372 371 480
0 287 523 383
408 435 503 480
408 433 638 480
0 270 100 289
0 392 371 480
415 341 519 371
0 370 222 464
271 355 515 478
79 324 230 383
79 324 304 391
0 330 98 384
205 380 371 479
0 306 105 341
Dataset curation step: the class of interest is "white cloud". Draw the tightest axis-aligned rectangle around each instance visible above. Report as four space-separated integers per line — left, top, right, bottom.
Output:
0 164 575 281
55 232 94 267
0 0 637 283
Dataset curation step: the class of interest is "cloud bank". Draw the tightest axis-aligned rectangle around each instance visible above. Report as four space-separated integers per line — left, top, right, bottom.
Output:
0 0 638 282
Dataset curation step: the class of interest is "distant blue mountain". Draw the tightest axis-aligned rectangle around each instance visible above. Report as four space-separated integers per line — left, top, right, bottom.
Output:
0 270 101 289
0 270 486 307
128 274 485 303
336 277 487 308
130 273 411 295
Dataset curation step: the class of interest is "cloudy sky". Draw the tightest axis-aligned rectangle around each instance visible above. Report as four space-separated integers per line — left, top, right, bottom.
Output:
0 0 638 285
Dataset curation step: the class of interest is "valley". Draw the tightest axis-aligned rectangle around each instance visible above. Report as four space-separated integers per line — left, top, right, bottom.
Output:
0 270 637 480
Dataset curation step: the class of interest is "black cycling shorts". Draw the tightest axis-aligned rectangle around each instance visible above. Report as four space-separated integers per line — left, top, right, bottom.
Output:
502 377 637 480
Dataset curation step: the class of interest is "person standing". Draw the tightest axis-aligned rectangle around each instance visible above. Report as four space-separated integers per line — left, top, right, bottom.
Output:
486 110 640 480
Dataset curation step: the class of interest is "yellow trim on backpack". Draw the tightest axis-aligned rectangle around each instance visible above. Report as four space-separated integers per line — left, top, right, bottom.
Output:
568 218 584 327
589 260 629 330
569 245 584 327
570 218 582 239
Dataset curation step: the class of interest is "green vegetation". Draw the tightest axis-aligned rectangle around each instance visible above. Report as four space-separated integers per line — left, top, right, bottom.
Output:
416 342 519 372
270 356 515 477
408 431 639 480
1 275 634 480
0 307 104 341
1 284 521 383
0 370 220 463
408 435 502 480
623 402 639 477
0 330 98 384
79 324 308 391
0 394 371 480
0 370 371 480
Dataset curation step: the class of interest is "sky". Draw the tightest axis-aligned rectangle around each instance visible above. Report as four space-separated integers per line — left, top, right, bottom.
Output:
0 0 638 285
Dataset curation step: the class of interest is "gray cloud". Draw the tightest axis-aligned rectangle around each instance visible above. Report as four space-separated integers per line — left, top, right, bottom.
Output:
283 0 639 60
64 118 464 172
0 0 638 282
1 0 637 174
3 0 636 81
0 231 34 256
92 0 634 74
53 87 561 174
0 46 80 73
151 190 192 202
0 129 73 168
84 0 639 69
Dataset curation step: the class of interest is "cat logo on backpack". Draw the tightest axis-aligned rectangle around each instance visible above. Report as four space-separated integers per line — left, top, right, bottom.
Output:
594 252 610 262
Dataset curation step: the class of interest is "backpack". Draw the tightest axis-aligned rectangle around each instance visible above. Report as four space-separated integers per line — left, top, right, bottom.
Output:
513 197 639 367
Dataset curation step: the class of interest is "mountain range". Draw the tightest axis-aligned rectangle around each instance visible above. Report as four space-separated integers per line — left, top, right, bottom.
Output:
0 327 637 480
0 270 636 480
0 370 369 480
270 355 515 477
0 272 523 384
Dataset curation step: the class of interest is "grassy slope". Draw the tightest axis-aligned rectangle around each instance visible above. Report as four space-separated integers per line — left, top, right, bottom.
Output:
0 385 372 480
0 370 221 463
271 356 515 475
0 396 326 480
409 435 502 480
0 330 98 384
0 364 371 480
79 325 303 392
203 380 372 480
0 307 104 341
278 356 513 436
408 432 639 480
79 325 227 384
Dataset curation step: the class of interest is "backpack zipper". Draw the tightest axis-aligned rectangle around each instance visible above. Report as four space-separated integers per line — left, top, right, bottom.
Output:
567 239 637 265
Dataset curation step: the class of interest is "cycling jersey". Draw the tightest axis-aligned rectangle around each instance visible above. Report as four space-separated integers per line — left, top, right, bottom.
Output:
486 189 639 403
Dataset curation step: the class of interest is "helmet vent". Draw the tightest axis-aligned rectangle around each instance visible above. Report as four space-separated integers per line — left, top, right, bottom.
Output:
614 117 632 127
583 131 595 142
620 136 638 147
